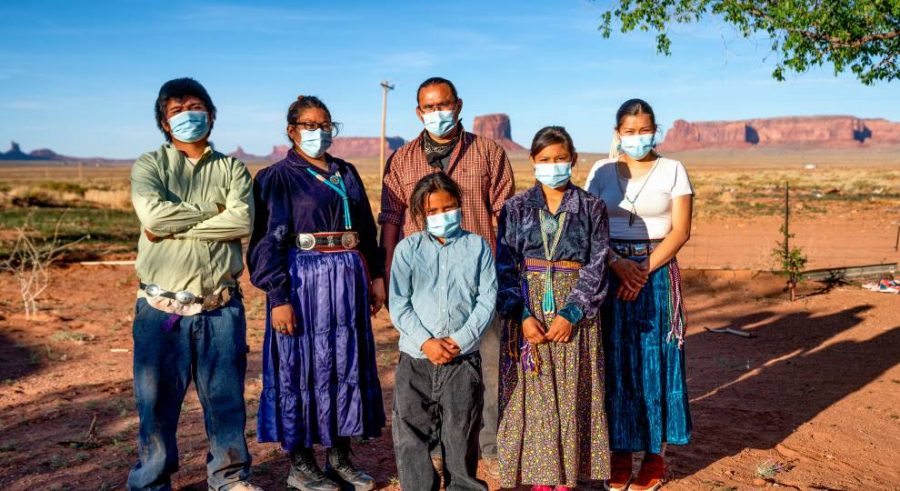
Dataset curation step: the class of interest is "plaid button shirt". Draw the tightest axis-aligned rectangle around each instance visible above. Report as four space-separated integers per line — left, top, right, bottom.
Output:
379 128 515 249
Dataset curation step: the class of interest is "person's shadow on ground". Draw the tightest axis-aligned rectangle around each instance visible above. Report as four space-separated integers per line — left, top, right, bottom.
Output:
670 303 899 487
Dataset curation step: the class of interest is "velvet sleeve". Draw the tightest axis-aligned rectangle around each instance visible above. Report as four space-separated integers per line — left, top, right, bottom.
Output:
247 167 293 307
564 199 610 319
495 204 525 320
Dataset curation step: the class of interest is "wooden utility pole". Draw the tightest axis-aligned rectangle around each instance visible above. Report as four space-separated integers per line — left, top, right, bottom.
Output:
379 80 395 180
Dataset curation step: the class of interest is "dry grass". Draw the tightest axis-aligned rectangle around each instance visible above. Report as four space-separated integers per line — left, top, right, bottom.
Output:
1 146 898 260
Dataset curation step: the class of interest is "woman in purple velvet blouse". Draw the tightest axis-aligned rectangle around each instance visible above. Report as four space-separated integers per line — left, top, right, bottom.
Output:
247 95 384 491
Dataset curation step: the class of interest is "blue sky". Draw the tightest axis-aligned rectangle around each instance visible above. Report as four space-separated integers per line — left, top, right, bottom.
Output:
1 0 897 158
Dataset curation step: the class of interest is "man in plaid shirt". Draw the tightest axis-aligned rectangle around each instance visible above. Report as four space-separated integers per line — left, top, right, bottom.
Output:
380 77 514 476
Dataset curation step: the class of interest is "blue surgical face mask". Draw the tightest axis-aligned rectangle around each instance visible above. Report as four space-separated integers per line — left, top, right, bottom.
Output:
618 133 655 159
422 110 457 137
168 110 209 143
534 162 572 188
298 129 332 158
426 208 462 238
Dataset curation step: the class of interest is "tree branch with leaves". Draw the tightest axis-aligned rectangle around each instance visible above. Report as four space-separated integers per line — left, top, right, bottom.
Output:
598 0 900 85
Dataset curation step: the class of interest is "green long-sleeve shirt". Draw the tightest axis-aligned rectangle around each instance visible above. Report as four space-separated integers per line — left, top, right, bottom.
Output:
131 144 254 298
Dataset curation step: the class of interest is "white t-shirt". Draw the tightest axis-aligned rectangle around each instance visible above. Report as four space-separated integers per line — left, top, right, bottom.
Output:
584 157 693 240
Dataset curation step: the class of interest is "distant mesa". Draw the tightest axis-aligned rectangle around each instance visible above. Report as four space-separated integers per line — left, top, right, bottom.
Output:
228 137 406 162
0 141 118 162
472 113 527 154
659 116 900 152
0 141 67 161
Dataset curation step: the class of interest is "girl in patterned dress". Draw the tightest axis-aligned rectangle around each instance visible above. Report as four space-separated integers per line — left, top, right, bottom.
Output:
496 126 611 490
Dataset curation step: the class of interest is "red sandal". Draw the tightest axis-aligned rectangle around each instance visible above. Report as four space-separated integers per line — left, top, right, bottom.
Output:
604 452 633 491
629 453 665 491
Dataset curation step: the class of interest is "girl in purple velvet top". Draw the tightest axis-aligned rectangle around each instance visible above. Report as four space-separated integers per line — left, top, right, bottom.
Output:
495 126 611 490
247 95 384 491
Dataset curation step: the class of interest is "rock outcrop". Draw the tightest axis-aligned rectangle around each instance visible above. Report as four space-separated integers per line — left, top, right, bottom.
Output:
329 137 405 159
659 116 900 151
472 114 527 154
0 141 77 161
0 141 37 160
228 146 266 162
230 137 406 163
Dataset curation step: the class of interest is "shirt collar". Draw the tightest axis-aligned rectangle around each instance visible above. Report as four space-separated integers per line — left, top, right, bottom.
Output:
165 144 214 165
523 182 582 215
424 229 467 247
413 123 468 151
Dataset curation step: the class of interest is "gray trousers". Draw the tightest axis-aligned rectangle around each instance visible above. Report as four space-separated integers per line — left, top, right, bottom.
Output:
478 316 500 459
392 352 488 491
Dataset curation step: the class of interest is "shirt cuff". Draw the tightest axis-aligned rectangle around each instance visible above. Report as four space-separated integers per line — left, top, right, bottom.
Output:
449 331 476 355
199 201 220 218
557 302 584 324
266 289 290 308
521 303 532 322
410 329 433 354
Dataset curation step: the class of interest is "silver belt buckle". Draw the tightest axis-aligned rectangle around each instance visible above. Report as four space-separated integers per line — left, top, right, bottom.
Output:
297 233 316 250
341 232 358 249
174 291 197 304
633 243 648 255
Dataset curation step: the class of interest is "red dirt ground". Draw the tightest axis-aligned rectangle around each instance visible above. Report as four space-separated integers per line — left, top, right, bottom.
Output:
1 215 899 490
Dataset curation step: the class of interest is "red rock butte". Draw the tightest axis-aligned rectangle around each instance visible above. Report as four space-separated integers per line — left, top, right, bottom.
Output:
659 116 900 152
472 113 527 154
229 137 405 162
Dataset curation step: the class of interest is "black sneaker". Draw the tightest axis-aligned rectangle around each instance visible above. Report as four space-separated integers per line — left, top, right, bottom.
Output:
325 444 375 491
288 448 340 491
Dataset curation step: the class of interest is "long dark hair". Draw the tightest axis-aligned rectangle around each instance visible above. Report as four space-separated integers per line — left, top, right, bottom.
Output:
610 98 657 158
530 126 576 160
409 173 463 230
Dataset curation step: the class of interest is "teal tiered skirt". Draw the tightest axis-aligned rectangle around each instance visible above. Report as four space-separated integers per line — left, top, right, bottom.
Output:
601 259 692 453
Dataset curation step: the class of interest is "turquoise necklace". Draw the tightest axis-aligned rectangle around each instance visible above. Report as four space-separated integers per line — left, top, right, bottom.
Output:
305 167 352 230
538 209 567 317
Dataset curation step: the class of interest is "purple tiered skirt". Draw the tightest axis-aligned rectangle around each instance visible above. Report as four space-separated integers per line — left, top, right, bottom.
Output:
257 249 385 451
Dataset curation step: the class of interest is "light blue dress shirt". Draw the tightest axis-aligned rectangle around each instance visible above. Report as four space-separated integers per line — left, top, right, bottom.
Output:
389 230 497 359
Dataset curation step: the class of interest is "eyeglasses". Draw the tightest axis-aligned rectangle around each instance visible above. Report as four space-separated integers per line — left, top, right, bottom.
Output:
291 121 342 136
419 100 458 113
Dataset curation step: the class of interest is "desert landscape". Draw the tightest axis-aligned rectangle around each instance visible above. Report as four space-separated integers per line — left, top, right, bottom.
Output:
1 114 899 491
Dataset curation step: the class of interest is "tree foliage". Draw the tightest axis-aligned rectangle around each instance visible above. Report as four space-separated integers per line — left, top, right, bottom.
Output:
598 0 900 84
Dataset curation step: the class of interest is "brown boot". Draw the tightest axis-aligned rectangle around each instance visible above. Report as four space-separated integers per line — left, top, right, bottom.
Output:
629 453 665 491
604 452 633 491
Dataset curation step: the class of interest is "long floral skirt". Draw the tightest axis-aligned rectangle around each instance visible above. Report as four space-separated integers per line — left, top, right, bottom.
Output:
497 264 610 488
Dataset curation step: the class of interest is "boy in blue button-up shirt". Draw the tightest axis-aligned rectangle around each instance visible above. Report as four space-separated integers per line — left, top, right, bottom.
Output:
389 173 496 491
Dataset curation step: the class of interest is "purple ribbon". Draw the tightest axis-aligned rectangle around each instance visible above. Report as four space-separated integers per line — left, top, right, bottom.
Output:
162 314 181 332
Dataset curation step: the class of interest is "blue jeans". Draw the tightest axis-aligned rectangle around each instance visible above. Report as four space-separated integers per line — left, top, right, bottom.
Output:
127 298 251 491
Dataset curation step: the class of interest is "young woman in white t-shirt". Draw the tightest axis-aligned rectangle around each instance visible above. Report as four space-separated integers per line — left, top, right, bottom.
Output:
584 99 693 491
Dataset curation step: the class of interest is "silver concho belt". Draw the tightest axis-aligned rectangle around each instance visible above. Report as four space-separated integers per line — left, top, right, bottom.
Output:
295 232 359 251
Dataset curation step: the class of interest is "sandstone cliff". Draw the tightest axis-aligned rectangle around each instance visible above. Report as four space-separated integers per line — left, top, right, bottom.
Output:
659 116 900 151
472 113 527 154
